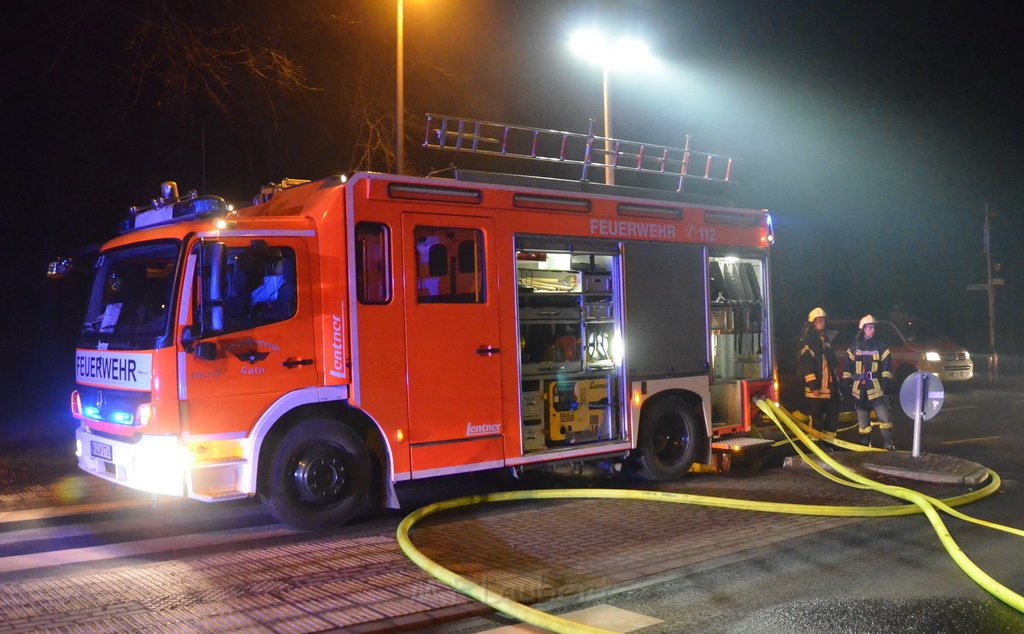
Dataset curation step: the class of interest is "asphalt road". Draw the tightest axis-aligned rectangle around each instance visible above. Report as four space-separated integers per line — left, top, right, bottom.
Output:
444 371 1024 633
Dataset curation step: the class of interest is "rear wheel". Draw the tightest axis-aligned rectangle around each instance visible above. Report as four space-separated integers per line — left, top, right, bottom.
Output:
633 398 701 481
261 418 371 530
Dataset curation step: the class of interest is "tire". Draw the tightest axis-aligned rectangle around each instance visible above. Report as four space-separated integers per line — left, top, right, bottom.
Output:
633 398 701 481
261 418 371 530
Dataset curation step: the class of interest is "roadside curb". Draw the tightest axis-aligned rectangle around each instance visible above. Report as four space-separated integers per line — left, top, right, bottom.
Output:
783 449 992 486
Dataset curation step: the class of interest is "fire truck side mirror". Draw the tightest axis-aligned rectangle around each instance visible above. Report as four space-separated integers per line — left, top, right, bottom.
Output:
198 240 227 333
194 341 218 361
180 325 218 360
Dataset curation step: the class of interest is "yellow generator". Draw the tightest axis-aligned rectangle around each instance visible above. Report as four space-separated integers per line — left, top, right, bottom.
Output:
546 378 609 443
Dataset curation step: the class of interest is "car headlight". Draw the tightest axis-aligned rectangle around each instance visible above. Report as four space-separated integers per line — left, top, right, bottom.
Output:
924 351 941 362
964 351 971 360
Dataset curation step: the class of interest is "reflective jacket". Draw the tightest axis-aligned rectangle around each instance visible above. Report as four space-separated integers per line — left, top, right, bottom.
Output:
843 335 894 401
798 329 838 399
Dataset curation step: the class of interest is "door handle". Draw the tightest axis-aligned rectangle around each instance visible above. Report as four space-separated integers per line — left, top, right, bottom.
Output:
282 357 314 368
476 345 501 356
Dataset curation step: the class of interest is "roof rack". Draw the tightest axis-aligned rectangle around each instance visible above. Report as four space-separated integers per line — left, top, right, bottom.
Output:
422 114 737 193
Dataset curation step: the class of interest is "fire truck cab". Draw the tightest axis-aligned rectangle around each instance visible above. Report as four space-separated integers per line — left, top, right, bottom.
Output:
64 117 776 529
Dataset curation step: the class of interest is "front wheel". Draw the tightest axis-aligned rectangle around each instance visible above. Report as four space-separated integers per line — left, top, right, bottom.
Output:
633 398 701 481
261 418 371 530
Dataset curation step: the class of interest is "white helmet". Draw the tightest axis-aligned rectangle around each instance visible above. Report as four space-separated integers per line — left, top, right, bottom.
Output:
859 314 878 329
807 307 827 322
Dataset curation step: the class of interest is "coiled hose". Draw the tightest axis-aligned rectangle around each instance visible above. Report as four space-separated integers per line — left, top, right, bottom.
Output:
397 400 1022 633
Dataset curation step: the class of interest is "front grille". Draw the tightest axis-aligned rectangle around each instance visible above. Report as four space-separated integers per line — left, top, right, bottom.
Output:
941 352 968 361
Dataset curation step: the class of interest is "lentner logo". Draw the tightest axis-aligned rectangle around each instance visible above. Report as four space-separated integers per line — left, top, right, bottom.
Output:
466 422 502 436
329 313 346 379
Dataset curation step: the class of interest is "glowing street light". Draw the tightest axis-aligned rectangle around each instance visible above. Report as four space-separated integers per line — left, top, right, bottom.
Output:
397 0 406 174
569 29 656 185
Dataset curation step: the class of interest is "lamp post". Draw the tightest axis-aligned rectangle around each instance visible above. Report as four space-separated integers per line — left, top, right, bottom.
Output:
600 63 612 185
570 29 654 185
396 0 405 174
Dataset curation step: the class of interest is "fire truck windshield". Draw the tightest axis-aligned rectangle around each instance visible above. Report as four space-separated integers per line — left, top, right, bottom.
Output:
79 241 180 349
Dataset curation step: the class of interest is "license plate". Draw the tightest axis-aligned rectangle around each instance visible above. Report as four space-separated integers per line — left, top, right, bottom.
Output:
90 440 113 461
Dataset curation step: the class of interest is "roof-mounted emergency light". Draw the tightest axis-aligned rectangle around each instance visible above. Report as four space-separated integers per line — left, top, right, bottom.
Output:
120 181 230 234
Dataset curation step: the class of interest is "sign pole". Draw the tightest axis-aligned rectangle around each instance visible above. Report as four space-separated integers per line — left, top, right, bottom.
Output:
983 203 998 382
912 373 925 457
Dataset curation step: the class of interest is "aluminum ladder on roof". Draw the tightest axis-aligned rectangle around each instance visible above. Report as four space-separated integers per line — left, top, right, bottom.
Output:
422 113 737 192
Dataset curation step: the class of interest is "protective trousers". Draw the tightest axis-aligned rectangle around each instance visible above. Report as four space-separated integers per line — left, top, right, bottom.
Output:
805 395 839 434
855 397 894 449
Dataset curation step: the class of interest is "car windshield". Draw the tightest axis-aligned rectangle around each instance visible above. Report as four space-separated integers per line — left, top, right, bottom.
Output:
80 241 179 348
892 318 946 343
827 322 860 346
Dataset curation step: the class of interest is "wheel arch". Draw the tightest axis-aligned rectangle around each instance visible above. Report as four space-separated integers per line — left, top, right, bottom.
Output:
637 388 709 451
632 387 710 479
246 388 396 509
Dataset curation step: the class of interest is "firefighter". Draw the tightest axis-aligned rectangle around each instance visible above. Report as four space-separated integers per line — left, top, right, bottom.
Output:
798 307 840 436
842 314 896 450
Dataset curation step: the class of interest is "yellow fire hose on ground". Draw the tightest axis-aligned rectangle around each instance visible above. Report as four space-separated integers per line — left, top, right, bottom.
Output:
397 400 1023 633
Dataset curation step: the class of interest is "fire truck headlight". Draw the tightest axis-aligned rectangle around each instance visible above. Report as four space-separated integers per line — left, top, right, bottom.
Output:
75 439 82 458
924 351 941 362
134 449 187 494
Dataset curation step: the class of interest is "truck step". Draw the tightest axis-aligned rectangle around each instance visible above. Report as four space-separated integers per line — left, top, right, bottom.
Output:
191 457 248 470
711 436 773 451
191 490 249 502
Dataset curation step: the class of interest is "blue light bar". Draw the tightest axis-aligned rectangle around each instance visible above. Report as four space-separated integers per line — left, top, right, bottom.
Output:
121 194 229 234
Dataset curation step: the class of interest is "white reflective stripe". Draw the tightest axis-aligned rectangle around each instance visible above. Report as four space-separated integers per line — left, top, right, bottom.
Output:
507 441 633 467
178 254 196 325
345 182 362 404
177 351 187 401
409 459 505 479
196 229 315 238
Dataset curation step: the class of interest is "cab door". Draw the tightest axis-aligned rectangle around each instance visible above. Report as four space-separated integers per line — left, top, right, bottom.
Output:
180 236 317 436
402 214 504 471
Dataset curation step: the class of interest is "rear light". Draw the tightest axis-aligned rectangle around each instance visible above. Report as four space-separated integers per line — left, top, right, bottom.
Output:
772 367 780 405
742 379 774 429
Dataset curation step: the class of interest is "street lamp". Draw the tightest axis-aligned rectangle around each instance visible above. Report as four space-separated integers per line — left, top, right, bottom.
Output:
396 0 405 174
569 29 655 185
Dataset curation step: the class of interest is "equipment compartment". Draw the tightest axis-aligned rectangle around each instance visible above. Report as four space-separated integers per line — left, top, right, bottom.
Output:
515 246 624 452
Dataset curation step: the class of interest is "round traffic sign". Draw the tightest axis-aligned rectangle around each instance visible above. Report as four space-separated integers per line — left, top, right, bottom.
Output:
899 371 945 421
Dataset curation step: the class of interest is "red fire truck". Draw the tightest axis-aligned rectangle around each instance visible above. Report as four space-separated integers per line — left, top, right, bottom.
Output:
57 116 777 529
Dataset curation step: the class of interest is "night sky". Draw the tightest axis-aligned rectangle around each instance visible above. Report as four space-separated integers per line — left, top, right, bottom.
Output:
4 1 1023 429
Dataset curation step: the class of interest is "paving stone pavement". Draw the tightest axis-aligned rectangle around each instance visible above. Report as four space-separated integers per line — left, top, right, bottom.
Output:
0 463 980 633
